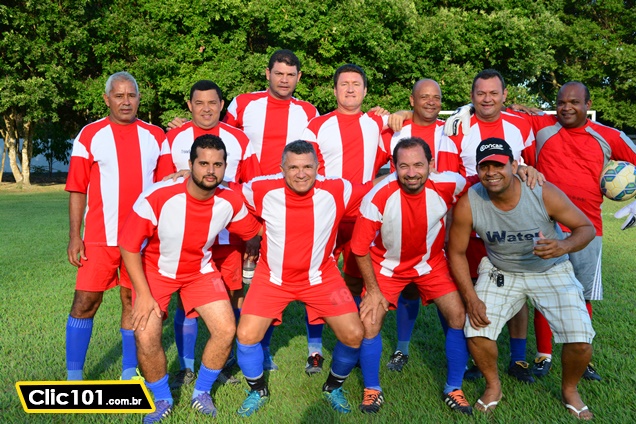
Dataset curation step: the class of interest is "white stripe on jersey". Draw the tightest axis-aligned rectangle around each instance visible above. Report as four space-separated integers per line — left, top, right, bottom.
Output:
378 189 403 276
261 188 287 285
309 189 338 285
92 125 120 246
170 126 195 171
241 96 269 160
156 193 187 278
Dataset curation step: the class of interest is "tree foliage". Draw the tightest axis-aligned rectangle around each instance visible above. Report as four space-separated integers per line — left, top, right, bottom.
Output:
2 0 635 185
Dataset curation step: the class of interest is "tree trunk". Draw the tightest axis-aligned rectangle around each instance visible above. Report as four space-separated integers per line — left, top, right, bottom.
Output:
21 120 34 186
3 112 23 183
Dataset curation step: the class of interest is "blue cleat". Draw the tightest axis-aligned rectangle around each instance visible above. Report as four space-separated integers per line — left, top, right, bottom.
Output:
191 392 217 417
143 400 172 424
237 389 269 417
323 387 352 414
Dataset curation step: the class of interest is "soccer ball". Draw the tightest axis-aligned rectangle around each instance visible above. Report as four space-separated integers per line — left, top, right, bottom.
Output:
599 160 636 201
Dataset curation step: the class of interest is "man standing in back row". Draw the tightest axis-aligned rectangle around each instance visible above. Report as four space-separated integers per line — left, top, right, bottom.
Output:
65 71 167 381
224 50 321 372
506 81 636 379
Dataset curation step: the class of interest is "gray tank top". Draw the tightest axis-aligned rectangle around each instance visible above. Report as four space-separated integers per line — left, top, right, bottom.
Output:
468 176 566 273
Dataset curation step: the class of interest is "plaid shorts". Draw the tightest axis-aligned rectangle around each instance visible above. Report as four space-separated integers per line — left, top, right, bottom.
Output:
465 257 595 344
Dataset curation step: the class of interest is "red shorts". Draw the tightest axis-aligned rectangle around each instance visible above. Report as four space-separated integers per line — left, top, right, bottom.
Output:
467 236 487 280
213 244 244 291
134 270 229 319
367 257 458 308
75 245 132 292
241 268 358 326
335 218 362 278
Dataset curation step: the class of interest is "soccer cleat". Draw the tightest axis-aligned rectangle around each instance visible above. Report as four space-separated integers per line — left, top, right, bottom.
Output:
305 353 324 376
169 368 196 389
583 363 602 381
237 389 269 417
191 392 217 417
532 356 552 377
217 368 240 385
444 389 473 415
263 354 279 371
323 387 352 413
507 361 535 383
386 351 409 372
359 388 384 414
143 400 172 424
463 364 483 381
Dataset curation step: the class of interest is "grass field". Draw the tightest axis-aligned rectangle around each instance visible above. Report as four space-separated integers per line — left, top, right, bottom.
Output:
1 186 635 423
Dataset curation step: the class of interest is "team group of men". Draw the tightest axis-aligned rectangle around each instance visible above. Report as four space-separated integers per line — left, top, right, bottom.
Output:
64 49 636 422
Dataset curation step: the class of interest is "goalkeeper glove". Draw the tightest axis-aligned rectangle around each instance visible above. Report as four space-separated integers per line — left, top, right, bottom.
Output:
615 199 636 230
443 104 474 136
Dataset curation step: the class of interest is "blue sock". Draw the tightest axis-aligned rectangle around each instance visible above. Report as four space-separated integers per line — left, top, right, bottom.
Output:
396 294 420 355
360 334 382 391
510 337 527 365
444 328 469 394
305 311 323 356
330 341 360 377
353 296 362 307
261 325 274 353
437 307 449 336
237 341 264 379
192 364 221 398
233 308 241 324
66 315 93 380
120 329 138 379
174 308 197 371
147 374 173 405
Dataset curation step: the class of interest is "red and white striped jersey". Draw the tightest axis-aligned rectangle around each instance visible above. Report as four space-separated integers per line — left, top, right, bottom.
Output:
157 121 260 183
224 90 318 175
65 117 168 246
437 112 535 176
240 175 371 287
302 111 387 183
119 179 261 280
157 121 261 247
351 172 466 278
379 119 445 171
513 112 636 235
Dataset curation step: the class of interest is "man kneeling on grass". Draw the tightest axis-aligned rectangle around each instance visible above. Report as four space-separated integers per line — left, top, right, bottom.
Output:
447 138 596 420
119 135 262 423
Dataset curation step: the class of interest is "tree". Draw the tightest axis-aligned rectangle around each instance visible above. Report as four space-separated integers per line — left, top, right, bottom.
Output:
0 0 96 185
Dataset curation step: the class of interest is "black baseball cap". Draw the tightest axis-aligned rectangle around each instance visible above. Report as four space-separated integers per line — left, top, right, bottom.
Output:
476 137 514 165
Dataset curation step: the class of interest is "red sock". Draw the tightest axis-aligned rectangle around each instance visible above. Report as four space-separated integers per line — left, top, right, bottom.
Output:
586 301 593 318
534 310 553 355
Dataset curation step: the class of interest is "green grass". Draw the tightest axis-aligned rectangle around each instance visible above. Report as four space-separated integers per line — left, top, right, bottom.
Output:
1 189 635 423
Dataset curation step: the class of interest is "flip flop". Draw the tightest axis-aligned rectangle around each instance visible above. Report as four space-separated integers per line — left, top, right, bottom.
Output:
564 403 593 420
475 397 500 413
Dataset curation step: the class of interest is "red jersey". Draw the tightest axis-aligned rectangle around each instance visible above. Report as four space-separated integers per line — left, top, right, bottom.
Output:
157 121 260 183
514 113 636 235
302 111 387 183
379 119 445 171
437 111 535 176
65 117 168 246
240 175 371 287
351 171 466 278
224 90 318 174
118 179 260 280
